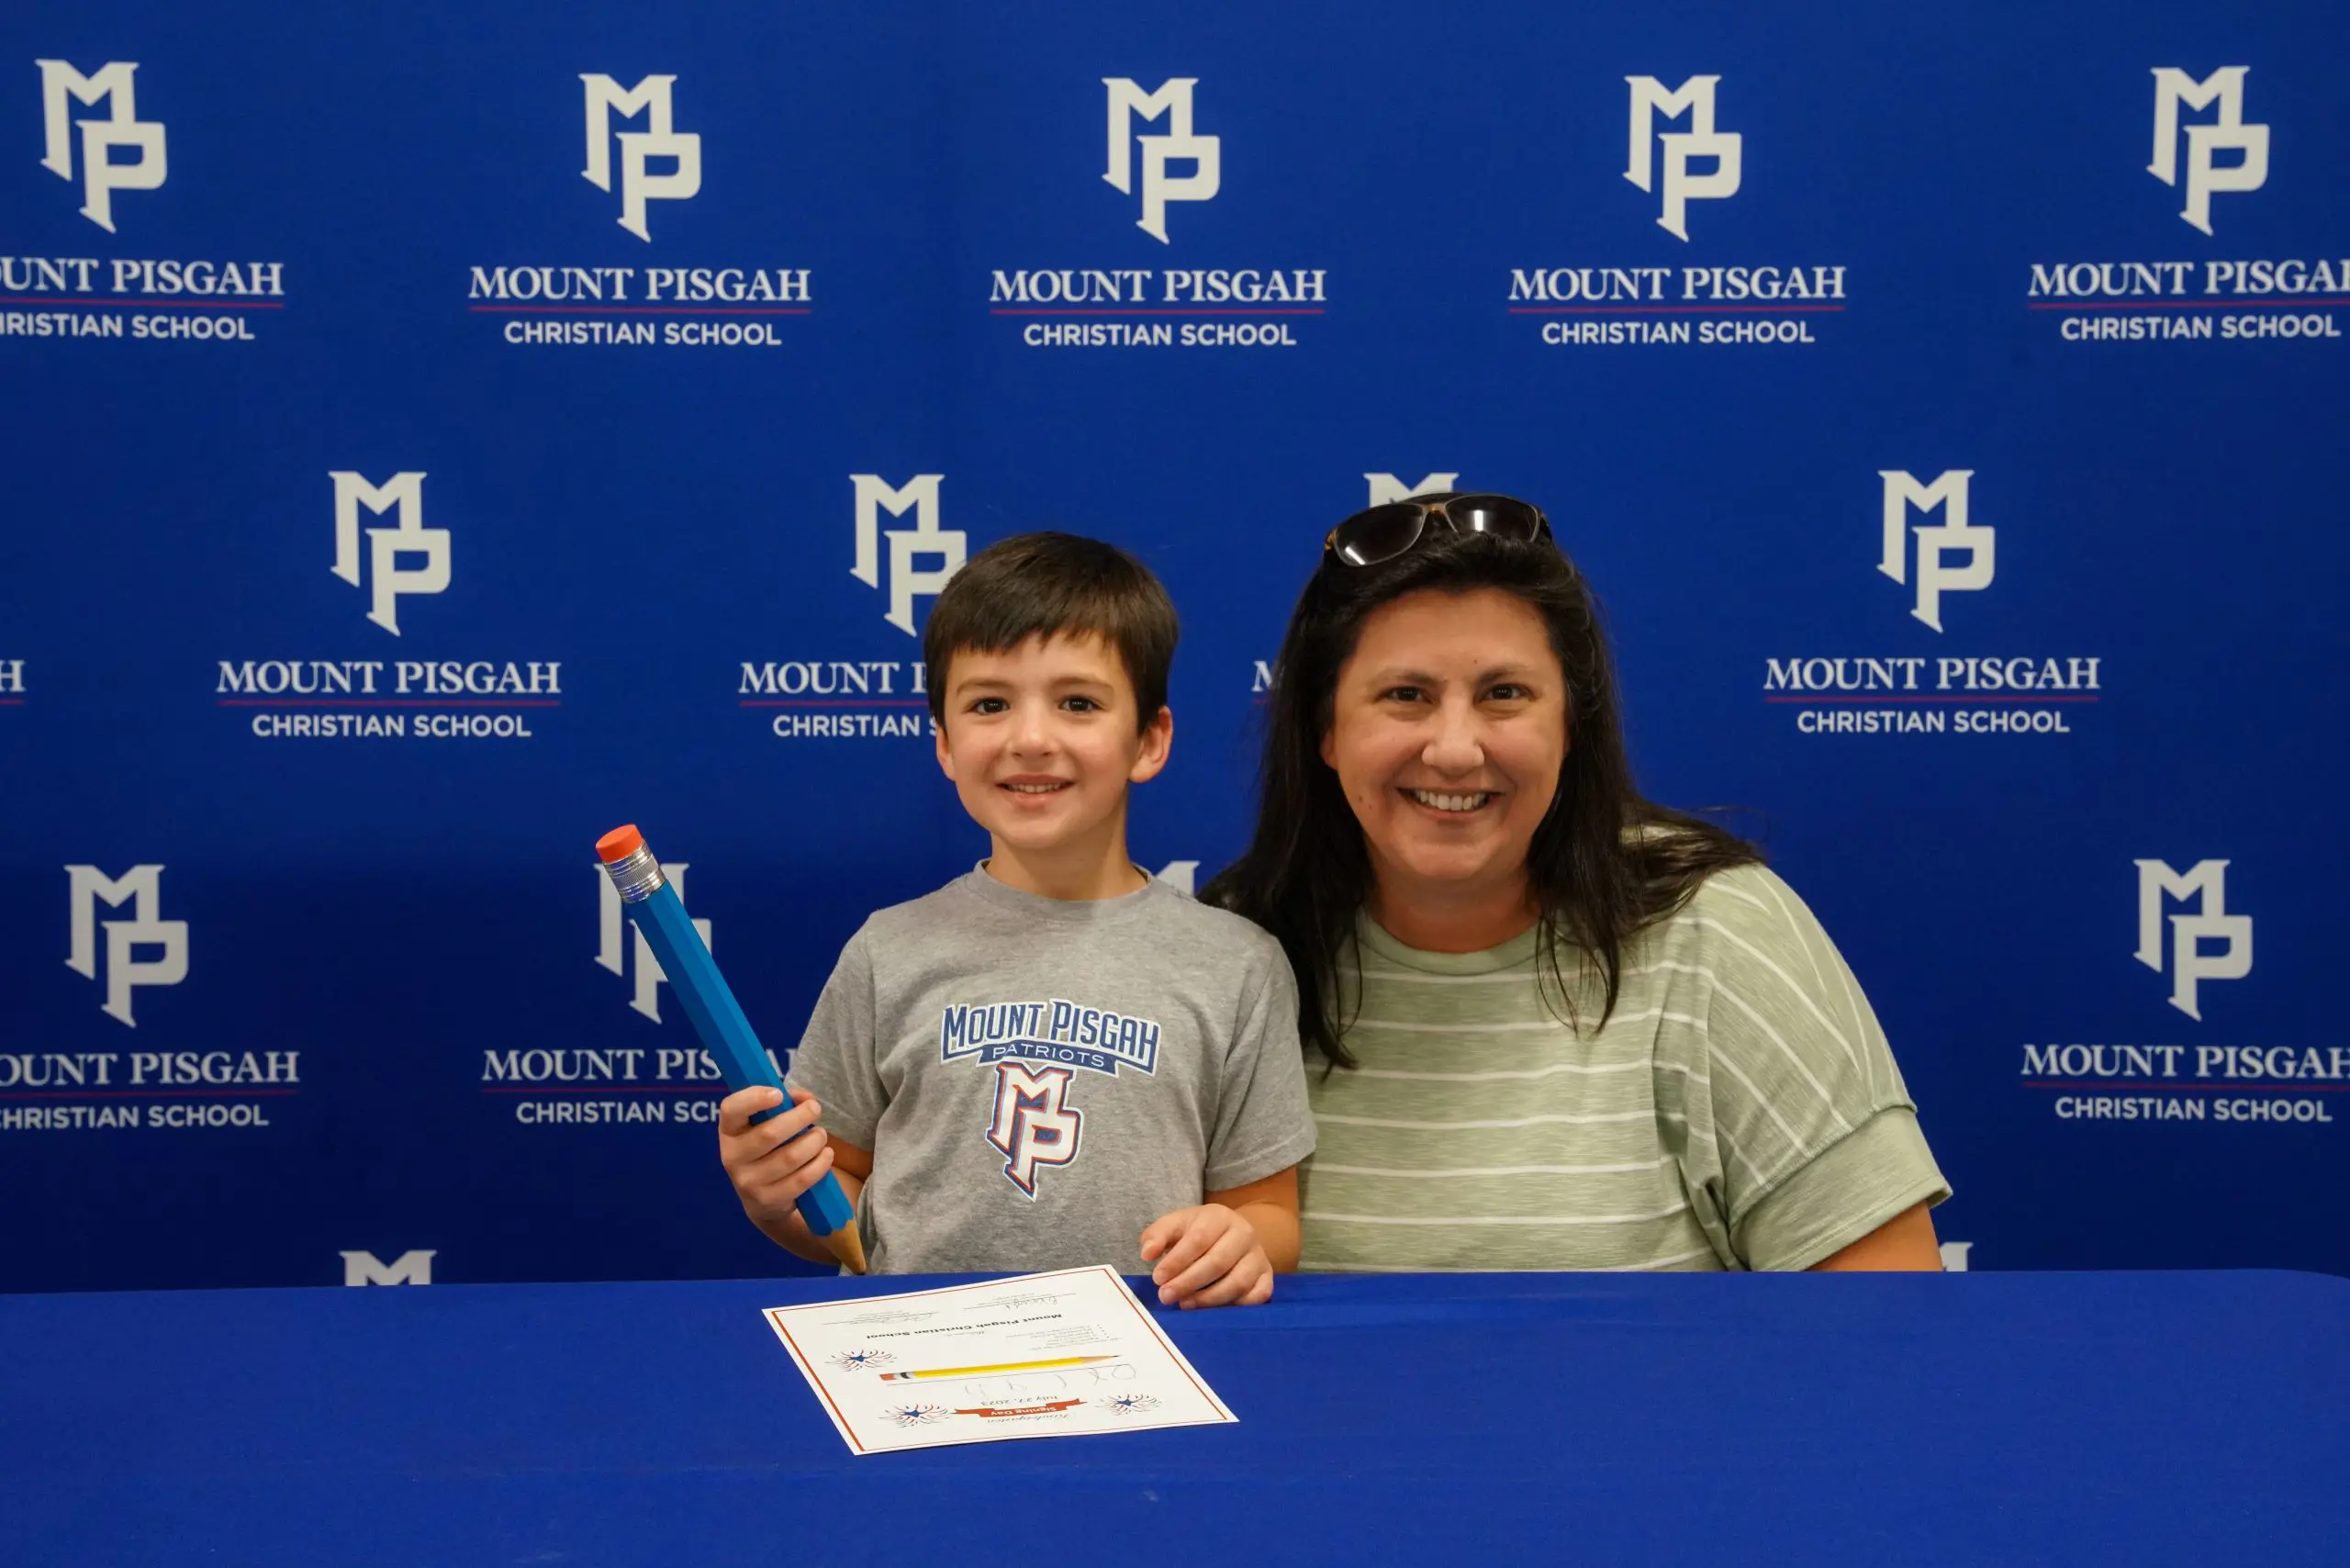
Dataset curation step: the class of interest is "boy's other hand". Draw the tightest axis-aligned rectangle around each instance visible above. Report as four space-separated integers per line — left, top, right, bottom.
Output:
1139 1204 1274 1309
717 1086 836 1234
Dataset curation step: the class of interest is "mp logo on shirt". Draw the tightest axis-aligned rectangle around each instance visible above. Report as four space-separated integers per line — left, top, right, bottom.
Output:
2149 67 2267 235
940 1000 1163 1077
943 999 1164 1196
1103 78 1220 242
36 60 167 231
2135 858 2253 1021
596 857 708 1022
987 1064 1083 1196
1625 74 1740 241
64 864 187 1026
1877 470 1991 632
330 471 448 635
852 474 965 635
581 73 701 240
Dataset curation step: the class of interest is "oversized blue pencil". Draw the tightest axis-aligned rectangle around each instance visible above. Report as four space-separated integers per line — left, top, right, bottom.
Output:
597 823 866 1272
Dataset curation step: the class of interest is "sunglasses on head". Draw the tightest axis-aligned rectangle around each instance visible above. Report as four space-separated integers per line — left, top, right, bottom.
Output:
1323 493 1551 567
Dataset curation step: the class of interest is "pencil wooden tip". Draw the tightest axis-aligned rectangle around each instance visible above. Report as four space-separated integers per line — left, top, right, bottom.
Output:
824 1225 867 1275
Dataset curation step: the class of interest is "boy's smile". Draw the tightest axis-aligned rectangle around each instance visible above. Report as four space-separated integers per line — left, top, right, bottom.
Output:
935 632 1173 901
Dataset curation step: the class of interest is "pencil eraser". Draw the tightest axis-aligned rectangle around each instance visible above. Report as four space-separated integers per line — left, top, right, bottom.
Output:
596 824 644 863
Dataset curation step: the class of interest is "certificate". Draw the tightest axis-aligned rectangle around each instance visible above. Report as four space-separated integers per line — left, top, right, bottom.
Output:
763 1265 1237 1454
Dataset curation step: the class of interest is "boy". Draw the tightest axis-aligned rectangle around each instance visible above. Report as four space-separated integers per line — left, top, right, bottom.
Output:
716 532 1315 1308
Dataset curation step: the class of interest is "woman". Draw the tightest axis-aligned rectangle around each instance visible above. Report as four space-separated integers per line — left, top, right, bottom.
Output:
1206 494 1947 1272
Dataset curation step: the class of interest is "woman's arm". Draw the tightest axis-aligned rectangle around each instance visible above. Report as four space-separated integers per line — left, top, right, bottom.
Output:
1809 1202 1942 1271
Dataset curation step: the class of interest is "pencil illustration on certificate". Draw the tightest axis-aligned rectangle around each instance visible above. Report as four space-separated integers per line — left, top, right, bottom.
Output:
764 1266 1237 1454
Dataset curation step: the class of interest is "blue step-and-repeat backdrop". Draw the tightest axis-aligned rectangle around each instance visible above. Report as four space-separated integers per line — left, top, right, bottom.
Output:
4 0 2344 1291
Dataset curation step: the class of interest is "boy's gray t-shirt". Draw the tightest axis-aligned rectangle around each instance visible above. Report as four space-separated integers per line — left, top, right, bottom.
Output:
786 868 1317 1275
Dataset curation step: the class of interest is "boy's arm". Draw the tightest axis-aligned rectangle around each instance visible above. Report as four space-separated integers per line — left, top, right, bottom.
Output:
715 1085 874 1265
770 1142 874 1265
1208 1167 1301 1271
1140 1165 1301 1309
721 924 889 1261
1161 938 1315 1305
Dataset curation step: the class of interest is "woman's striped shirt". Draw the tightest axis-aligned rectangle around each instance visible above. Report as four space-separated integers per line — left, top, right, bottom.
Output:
1299 864 1949 1273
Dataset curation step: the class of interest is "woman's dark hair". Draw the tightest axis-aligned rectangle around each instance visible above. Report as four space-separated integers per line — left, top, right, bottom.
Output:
1202 498 1758 1067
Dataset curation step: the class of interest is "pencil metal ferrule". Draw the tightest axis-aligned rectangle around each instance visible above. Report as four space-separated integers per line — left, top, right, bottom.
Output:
601 844 666 904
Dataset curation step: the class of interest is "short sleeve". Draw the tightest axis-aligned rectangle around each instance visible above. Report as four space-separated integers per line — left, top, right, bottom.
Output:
1685 868 1951 1271
782 927 887 1153
1201 941 1318 1192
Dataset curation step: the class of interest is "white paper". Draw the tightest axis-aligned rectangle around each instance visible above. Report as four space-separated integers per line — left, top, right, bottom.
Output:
763 1265 1237 1454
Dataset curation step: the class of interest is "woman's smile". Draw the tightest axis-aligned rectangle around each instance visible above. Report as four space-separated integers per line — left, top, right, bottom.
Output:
1403 788 1498 815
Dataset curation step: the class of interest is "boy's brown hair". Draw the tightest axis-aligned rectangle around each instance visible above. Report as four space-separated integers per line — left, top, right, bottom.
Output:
923 532 1179 733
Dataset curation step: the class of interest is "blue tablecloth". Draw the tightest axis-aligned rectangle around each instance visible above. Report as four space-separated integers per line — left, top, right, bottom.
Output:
5 1271 2345 1564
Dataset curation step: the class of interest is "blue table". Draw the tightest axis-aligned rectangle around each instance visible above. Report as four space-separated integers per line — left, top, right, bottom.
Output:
5 1271 2346 1564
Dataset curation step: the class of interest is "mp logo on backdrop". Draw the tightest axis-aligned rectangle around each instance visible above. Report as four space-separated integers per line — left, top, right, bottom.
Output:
213 472 559 742
985 76 1326 350
1877 470 1991 633
35 60 166 231
2019 859 2320 1126
1364 472 1460 506
341 1249 435 1286
2024 68 2339 345
476 874 750 1124
1103 78 1220 242
2135 859 2252 1021
736 476 959 741
16 62 289 343
1625 75 1740 241
580 73 701 241
64 865 187 1026
1759 467 2104 737
597 857 707 1022
853 474 965 635
2148 67 2267 236
1509 74 1846 348
463 74 806 348
330 472 448 635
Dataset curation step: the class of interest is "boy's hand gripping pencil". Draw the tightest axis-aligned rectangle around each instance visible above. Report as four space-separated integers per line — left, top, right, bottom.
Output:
596 824 867 1273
